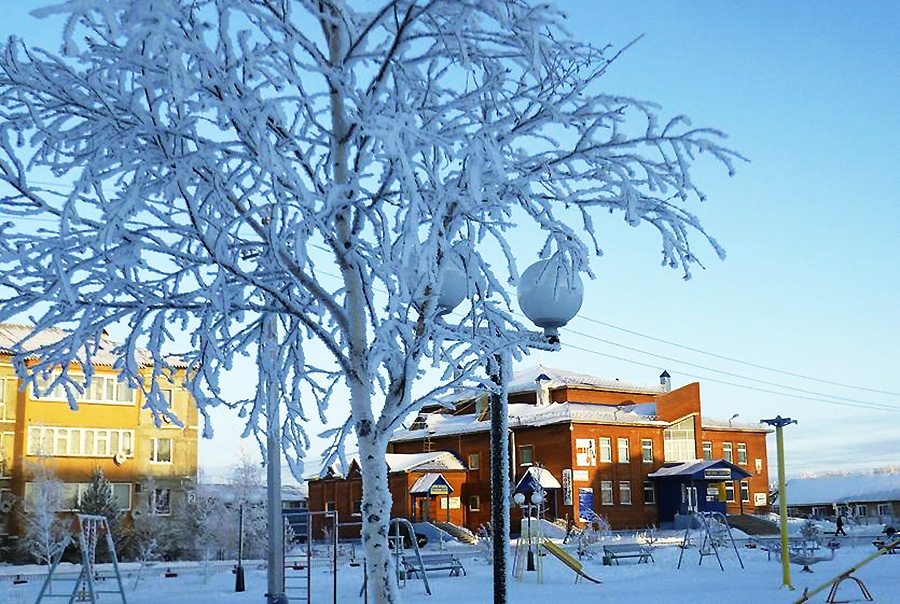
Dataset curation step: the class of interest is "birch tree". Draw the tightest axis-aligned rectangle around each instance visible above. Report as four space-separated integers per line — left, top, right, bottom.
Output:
0 1 741 601
19 459 69 567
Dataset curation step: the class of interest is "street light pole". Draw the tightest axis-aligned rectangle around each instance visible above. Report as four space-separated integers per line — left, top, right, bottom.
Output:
761 415 797 591
235 502 246 592
263 313 287 604
489 352 511 604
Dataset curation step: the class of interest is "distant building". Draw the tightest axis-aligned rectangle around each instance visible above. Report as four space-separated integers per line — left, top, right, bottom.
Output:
787 472 900 526
0 323 199 546
308 365 772 532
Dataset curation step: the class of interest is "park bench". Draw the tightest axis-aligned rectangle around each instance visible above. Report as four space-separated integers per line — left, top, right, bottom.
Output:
602 543 654 565
401 553 466 577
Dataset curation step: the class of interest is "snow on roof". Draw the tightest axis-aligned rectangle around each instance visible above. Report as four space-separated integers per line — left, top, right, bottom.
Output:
384 451 466 473
787 472 900 506
0 323 187 369
508 365 666 395
409 473 453 494
648 459 751 480
391 401 664 443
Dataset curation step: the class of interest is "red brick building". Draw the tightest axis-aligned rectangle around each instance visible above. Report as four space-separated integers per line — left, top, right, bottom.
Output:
308 366 771 532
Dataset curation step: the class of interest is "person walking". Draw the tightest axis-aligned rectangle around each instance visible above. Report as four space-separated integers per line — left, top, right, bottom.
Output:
835 514 847 536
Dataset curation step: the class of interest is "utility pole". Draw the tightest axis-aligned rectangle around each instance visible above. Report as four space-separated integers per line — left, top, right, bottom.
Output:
761 415 797 591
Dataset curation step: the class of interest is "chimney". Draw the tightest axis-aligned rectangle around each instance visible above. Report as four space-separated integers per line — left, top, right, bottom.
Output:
535 373 552 406
659 370 671 393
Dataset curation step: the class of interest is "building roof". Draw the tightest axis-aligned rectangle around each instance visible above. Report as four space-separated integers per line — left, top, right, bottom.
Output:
647 459 752 481
409 473 454 495
786 473 900 506
515 466 562 493
507 365 666 396
0 323 187 368
384 451 466 473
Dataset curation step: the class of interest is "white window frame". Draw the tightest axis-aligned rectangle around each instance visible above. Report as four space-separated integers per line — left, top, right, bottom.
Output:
877 503 891 517
619 481 632 505
27 425 134 458
725 481 735 503
617 437 629 464
855 504 868 517
33 372 137 405
702 441 713 461
641 439 653 463
150 437 173 464
643 481 656 505
469 495 481 512
722 442 733 463
737 443 748 465
740 480 750 503
599 437 612 463
600 480 614 506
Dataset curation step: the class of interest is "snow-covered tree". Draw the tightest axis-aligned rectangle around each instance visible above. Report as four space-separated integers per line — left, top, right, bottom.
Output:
0 1 740 600
227 450 267 560
19 458 69 567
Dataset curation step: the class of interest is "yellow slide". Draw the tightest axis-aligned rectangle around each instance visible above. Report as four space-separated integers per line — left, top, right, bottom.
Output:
541 541 602 584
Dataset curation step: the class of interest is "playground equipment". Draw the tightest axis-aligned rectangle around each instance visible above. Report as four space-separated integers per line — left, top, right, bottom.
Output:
541 541 602 584
677 511 744 571
794 536 900 603
36 514 127 604
283 509 338 604
512 491 545 583
391 517 431 595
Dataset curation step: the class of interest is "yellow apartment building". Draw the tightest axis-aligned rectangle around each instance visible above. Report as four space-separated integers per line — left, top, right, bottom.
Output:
0 323 198 545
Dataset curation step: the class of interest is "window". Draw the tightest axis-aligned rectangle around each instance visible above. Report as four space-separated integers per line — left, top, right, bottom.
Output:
641 439 653 463
737 443 748 465
643 481 656 505
617 438 629 464
519 445 534 466
600 480 613 505
34 372 136 405
599 437 612 463
0 378 15 421
352 500 362 517
0 432 13 478
702 441 713 461
856 504 868 517
26 426 134 458
468 452 480 470
723 442 733 463
619 481 632 505
151 488 171 515
740 481 750 503
877 503 891 517
469 495 481 511
150 438 173 463
725 481 735 503
664 417 696 462
576 438 597 466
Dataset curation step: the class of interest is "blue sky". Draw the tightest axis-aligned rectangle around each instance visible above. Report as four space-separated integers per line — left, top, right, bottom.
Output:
4 1 899 480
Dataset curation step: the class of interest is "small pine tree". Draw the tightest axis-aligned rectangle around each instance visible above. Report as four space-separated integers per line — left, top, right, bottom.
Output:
77 468 124 561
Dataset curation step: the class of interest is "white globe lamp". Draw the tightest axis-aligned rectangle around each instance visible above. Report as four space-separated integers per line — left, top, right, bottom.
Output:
517 259 584 340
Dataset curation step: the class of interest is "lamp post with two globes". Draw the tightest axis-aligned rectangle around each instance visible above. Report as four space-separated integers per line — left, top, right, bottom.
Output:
440 257 584 604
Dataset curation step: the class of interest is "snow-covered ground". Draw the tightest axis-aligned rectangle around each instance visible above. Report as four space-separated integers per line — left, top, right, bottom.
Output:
2 527 896 604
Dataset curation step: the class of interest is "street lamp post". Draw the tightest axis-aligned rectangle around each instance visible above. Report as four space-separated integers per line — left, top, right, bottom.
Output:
439 256 583 604
235 502 246 592
761 415 797 591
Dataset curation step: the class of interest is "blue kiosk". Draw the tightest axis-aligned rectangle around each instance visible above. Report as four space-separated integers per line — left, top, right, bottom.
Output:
648 459 751 529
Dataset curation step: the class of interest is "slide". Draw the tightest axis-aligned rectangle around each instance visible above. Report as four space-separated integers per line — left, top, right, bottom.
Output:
541 541 602 584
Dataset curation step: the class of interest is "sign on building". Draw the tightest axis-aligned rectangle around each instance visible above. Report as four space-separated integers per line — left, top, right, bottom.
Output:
562 469 573 505
578 488 594 522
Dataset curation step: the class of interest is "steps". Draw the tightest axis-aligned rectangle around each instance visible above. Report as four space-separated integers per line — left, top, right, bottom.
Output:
727 514 780 536
431 521 479 544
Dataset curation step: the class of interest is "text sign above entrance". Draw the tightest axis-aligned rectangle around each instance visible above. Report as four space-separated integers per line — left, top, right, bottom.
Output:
430 484 450 495
703 468 731 480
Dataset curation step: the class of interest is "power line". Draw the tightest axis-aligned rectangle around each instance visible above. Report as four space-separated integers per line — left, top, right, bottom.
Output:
562 342 900 414
562 326 898 410
574 314 900 397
